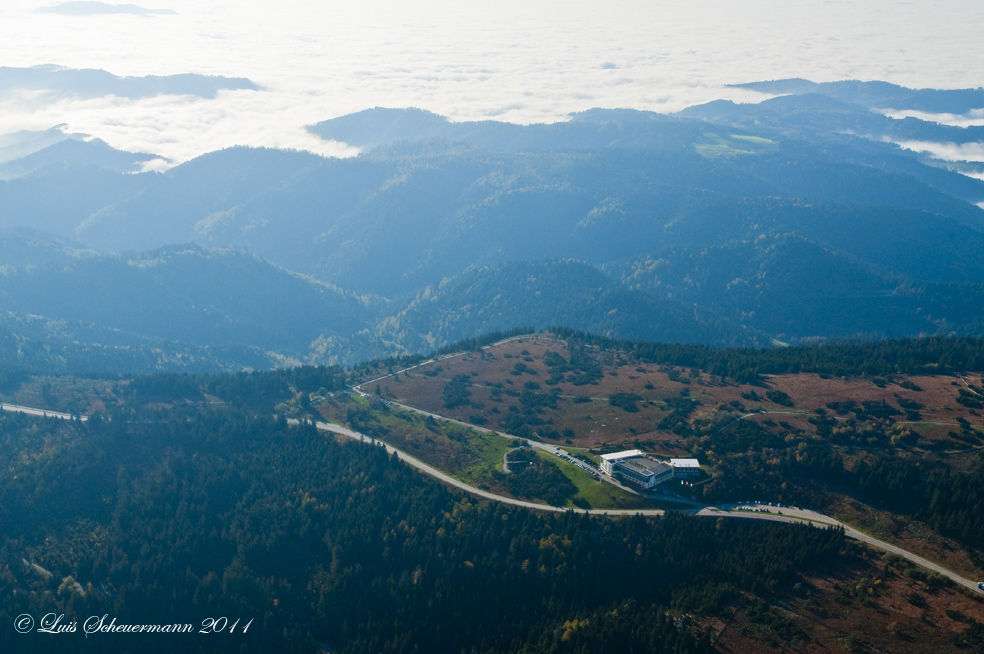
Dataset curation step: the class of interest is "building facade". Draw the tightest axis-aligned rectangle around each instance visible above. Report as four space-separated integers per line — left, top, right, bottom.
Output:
670 458 701 478
600 450 674 489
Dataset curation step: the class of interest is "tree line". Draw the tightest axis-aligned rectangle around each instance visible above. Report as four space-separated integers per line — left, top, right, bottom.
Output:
549 328 984 383
0 405 847 654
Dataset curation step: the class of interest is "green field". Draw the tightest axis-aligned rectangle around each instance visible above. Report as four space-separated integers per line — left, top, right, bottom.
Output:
540 451 673 511
694 132 778 158
325 394 686 510
339 396 512 486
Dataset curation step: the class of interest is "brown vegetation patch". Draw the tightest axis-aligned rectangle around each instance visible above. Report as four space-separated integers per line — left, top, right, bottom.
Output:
714 553 984 653
382 334 984 596
386 337 983 455
828 497 984 580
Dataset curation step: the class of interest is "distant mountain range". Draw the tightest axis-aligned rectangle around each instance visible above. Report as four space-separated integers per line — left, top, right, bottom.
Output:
0 64 257 101
0 125 90 166
1 80 984 372
730 78 984 115
0 137 157 180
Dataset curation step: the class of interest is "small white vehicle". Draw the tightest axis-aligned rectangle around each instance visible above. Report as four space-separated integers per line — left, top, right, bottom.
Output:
978 581 984 591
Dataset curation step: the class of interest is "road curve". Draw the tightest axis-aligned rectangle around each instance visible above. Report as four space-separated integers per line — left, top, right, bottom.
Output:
361 396 648 495
309 420 607 514
841 523 983 593
3 401 979 593
302 418 984 593
502 446 523 474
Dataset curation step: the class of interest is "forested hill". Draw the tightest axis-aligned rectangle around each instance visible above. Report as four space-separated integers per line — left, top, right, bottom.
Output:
0 407 847 654
95 332 984 416
5 330 984 652
730 78 984 117
3 85 984 364
378 260 765 352
548 328 984 383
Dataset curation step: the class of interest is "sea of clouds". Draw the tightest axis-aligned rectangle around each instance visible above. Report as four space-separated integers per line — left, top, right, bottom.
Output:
2 0 983 165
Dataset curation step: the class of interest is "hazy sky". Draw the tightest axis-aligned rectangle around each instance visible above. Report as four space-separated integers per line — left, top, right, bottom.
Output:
2 0 983 164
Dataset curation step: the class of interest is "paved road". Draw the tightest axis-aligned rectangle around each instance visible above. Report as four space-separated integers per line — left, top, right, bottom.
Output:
712 503 984 594
300 417 984 592
375 395 649 493
0 403 86 421
375 396 708 505
502 446 523 474
5 398 980 593
302 419 591 514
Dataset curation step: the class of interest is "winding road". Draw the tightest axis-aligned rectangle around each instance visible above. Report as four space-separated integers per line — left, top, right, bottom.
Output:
357 394 648 495
4 397 981 595
303 417 984 594
345 340 984 592
501 446 523 474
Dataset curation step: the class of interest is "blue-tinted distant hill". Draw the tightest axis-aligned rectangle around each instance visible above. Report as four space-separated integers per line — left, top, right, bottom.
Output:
680 93 984 147
0 142 153 236
605 235 976 340
732 78 984 115
0 228 98 267
0 234 769 369
73 146 353 253
379 259 766 350
0 137 157 180
678 93 984 207
4 96 984 356
308 106 684 153
307 107 454 150
0 125 89 165
0 238 374 365
61 137 984 295
0 64 257 101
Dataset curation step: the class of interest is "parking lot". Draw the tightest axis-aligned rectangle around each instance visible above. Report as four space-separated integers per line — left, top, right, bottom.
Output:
554 448 602 478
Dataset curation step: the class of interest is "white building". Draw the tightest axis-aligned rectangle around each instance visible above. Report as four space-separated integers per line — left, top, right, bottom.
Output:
600 450 674 489
599 450 644 475
670 458 701 478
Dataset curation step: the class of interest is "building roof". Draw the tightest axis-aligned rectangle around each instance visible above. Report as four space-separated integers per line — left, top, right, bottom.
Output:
618 458 657 476
600 449 644 461
619 457 672 476
670 458 701 469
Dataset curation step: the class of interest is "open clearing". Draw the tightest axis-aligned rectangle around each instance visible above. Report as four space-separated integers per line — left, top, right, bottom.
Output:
380 335 984 451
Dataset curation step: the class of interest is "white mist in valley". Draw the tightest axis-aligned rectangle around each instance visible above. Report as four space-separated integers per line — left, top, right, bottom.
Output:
1 0 983 163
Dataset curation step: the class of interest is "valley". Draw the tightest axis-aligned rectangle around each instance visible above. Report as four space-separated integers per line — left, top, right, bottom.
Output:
4 84 984 375
3 332 984 652
3 72 984 652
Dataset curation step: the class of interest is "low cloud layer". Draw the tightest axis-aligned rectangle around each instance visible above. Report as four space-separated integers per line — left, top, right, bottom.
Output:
885 109 984 128
0 0 981 164
37 2 176 16
896 140 984 163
